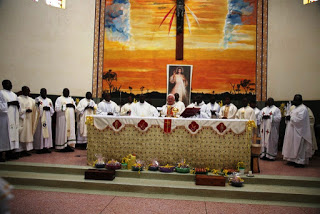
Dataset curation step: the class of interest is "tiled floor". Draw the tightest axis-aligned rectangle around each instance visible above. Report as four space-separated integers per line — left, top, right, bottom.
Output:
11 148 320 177
9 189 320 214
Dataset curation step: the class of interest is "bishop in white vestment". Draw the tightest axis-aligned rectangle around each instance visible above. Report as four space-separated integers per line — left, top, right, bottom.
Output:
161 94 179 117
219 96 237 119
207 95 220 119
97 93 120 115
0 80 19 160
76 92 96 144
33 88 54 153
259 98 281 160
55 88 76 151
18 86 37 154
283 95 312 167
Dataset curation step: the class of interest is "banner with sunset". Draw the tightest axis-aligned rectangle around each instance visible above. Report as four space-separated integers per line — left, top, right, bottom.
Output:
102 0 257 97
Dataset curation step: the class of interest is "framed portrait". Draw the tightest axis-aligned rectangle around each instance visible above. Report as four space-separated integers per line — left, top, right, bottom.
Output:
167 64 193 107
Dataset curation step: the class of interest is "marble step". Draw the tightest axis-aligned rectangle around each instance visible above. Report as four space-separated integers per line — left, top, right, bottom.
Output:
0 169 319 205
1 162 319 188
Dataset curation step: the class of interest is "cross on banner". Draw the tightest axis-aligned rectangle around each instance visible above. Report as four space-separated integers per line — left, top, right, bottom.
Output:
176 0 184 60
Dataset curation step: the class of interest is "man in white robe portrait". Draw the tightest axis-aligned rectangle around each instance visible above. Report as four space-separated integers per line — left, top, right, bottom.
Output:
219 96 237 119
97 93 120 115
120 96 134 116
76 92 96 145
131 94 158 117
259 98 281 161
187 95 211 119
236 97 256 124
207 95 220 119
0 80 20 161
34 88 54 154
18 86 37 156
55 88 76 152
283 95 312 167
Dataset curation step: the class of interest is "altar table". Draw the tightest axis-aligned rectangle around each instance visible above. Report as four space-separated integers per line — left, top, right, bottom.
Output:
86 116 252 171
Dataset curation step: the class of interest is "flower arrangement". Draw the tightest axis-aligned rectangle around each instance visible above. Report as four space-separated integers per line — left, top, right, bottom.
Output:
159 164 175 173
176 159 190 173
106 159 121 170
237 162 245 170
193 167 210 174
229 173 244 187
132 160 144 174
148 159 159 171
93 154 105 168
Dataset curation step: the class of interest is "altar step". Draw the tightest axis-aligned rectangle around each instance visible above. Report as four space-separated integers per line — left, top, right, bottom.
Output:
0 162 320 207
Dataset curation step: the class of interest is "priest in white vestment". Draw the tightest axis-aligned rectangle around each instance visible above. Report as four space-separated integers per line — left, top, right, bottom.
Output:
207 95 220 119
219 96 237 119
161 94 180 117
0 80 20 161
236 97 256 124
174 93 185 115
259 98 281 160
131 94 158 117
76 92 96 144
120 96 134 116
18 86 37 155
97 93 120 115
283 95 312 167
55 88 76 152
187 95 211 118
34 88 54 153
250 100 261 144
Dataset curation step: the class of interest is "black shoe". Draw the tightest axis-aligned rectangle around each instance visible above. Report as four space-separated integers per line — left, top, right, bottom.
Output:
44 148 52 153
36 150 45 154
0 157 6 162
66 146 74 152
260 156 268 160
21 151 32 157
266 158 275 161
286 161 295 166
294 163 305 168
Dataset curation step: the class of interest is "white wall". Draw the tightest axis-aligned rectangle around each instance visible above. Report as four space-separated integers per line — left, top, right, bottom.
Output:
268 0 320 101
0 0 95 96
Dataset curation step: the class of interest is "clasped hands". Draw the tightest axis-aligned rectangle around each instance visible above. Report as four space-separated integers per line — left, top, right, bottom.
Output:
285 115 291 121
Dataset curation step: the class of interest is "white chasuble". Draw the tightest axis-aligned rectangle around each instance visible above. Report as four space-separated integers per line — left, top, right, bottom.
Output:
55 96 76 149
282 104 312 165
236 106 257 124
219 104 237 119
33 96 54 150
259 105 281 159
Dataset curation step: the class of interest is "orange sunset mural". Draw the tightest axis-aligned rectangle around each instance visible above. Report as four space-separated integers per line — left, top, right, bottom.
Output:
103 0 257 96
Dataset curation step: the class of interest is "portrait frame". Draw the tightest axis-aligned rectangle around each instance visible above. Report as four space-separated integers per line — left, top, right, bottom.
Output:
167 64 193 107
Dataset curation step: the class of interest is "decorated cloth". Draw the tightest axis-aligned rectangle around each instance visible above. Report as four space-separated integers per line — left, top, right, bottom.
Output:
207 102 220 119
283 104 312 165
236 106 256 124
18 95 37 151
76 98 96 144
120 102 134 116
259 105 281 160
87 116 252 171
187 101 211 118
55 96 76 149
0 89 19 151
97 100 120 116
219 103 237 119
131 102 158 117
33 96 54 150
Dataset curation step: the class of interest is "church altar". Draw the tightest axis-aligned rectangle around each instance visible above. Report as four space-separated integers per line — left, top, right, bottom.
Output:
86 115 252 171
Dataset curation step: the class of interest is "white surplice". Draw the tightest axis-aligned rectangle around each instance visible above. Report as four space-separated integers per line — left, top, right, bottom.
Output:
0 90 19 151
0 90 15 152
33 96 54 150
236 106 256 124
131 102 158 117
207 102 220 119
219 103 237 119
282 104 312 165
55 96 76 149
120 103 134 116
187 101 211 119
259 105 281 159
97 100 120 115
18 95 37 151
307 107 318 155
76 98 96 144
